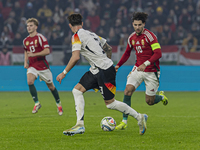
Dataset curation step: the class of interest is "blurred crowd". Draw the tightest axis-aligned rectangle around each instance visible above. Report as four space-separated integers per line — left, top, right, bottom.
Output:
0 0 200 53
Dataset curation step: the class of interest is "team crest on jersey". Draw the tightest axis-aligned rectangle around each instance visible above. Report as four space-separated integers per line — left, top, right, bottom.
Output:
141 39 145 48
35 40 37 47
141 39 144 45
26 41 29 46
132 40 135 45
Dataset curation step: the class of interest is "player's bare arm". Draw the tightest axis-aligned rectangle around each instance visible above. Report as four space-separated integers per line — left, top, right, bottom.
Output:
27 48 50 57
56 50 80 84
102 42 112 59
24 51 29 68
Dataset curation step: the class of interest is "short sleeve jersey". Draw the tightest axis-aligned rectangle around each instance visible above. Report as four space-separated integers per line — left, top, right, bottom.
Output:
23 33 50 70
71 28 113 74
127 28 161 72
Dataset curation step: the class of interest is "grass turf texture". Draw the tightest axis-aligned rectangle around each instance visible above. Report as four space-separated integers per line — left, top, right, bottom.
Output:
0 91 199 150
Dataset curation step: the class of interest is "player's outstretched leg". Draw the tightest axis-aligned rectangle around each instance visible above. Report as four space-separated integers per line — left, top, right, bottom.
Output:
115 95 131 130
107 99 148 135
32 103 41 114
138 114 148 135
63 125 85 136
159 91 168 105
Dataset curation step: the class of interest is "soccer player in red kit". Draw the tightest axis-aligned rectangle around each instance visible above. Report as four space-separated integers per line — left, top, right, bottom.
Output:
23 18 63 115
115 12 168 130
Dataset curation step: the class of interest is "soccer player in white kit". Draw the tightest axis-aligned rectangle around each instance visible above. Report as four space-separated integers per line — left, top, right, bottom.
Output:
115 12 168 130
56 13 148 136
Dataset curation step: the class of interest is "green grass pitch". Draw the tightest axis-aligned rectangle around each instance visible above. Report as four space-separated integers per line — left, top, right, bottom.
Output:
0 91 199 150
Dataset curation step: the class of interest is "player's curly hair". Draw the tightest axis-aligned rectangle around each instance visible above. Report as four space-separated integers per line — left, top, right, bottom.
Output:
131 12 148 23
67 13 83 26
26 18 39 26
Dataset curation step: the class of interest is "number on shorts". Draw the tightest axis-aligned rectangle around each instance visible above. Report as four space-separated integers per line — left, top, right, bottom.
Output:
99 86 103 95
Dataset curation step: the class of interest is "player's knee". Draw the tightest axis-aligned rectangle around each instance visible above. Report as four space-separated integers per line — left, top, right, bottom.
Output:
106 103 113 109
106 100 116 109
145 95 156 105
124 86 134 96
72 88 83 96
146 99 154 105
124 90 132 96
27 80 34 85
48 85 55 91
46 83 55 91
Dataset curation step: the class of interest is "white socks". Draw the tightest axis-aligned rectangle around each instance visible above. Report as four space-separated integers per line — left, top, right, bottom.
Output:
122 120 128 124
72 88 85 126
72 88 140 126
35 102 40 106
106 99 140 121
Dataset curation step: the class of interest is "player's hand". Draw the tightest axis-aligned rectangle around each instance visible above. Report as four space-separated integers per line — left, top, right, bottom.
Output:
115 65 119 72
27 51 35 57
56 73 66 84
24 63 29 69
137 64 146 72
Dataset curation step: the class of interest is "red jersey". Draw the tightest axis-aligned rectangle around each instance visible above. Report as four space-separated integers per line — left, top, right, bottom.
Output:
23 33 50 70
117 28 162 72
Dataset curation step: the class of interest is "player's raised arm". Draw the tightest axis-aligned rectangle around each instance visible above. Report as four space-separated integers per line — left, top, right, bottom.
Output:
102 42 112 59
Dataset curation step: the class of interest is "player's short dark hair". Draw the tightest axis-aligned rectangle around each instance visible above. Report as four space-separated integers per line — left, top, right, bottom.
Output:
67 13 83 26
132 12 148 23
26 18 39 26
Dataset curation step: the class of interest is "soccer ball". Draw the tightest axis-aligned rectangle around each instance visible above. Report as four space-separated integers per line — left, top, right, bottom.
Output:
100 116 116 131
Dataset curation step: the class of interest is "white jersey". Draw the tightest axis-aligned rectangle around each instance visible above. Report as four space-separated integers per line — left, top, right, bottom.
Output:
71 28 113 74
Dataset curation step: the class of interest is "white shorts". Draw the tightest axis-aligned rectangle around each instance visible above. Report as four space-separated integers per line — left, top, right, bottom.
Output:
126 66 160 96
27 67 53 83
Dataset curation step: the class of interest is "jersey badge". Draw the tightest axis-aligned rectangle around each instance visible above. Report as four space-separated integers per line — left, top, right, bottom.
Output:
141 39 145 48
35 40 38 47
26 41 29 46
136 41 140 44
141 39 144 45
132 40 135 45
